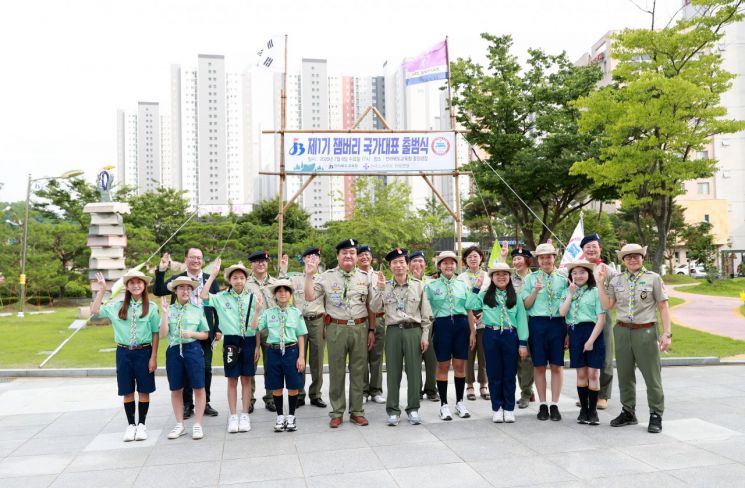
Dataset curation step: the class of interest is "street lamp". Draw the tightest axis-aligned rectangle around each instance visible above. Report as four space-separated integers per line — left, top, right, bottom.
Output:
17 169 84 317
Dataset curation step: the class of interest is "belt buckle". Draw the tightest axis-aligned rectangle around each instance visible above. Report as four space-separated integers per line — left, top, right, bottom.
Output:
347 319 355 326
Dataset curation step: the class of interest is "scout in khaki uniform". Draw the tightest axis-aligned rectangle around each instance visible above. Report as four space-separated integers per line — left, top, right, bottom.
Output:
559 260 606 426
410 251 439 402
200 258 262 434
458 246 490 402
159 277 210 440
258 279 307 432
426 251 481 421
509 246 536 409
598 244 671 434
472 263 529 424
579 233 617 410
246 250 278 413
520 243 569 422
290 247 328 408
358 245 386 404
304 239 375 428
370 248 433 426
91 270 160 442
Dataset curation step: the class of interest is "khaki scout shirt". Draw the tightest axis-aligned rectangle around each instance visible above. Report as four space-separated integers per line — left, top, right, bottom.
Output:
312 267 372 320
370 277 433 340
290 274 325 317
246 275 278 309
511 270 531 295
607 268 668 324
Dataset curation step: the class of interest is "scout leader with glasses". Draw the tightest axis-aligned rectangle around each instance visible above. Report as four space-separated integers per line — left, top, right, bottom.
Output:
159 276 210 440
425 251 481 422
370 248 433 427
303 238 375 429
597 244 671 434
91 270 160 443
200 258 262 435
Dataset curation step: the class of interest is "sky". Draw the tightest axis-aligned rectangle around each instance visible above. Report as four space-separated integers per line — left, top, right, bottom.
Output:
0 0 682 203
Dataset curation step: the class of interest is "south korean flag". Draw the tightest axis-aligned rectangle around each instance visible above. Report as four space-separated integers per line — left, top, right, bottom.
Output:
255 36 285 72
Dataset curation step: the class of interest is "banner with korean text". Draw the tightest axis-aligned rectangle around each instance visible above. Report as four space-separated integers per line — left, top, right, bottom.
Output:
284 132 456 173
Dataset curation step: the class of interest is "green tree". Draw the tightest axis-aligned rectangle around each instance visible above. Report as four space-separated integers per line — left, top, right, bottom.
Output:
418 195 453 242
450 34 612 251
572 0 745 271
610 205 686 271
681 221 718 281
125 187 191 250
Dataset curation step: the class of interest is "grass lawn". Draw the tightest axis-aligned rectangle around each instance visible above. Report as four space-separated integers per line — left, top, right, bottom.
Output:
680 277 745 299
662 274 699 285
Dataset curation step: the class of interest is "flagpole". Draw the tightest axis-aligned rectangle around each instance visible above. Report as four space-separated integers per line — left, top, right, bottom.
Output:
277 34 288 262
445 35 463 270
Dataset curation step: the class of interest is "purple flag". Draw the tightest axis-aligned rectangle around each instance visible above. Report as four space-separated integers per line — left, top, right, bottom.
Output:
404 40 448 86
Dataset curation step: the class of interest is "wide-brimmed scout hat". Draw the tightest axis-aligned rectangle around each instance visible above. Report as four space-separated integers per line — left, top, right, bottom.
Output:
167 276 200 292
224 262 249 281
268 279 294 294
435 251 459 267
566 260 596 273
616 243 647 260
122 270 152 286
532 243 557 257
487 262 515 276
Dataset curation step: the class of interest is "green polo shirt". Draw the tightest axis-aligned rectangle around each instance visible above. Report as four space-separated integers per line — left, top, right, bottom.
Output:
257 305 308 344
203 290 258 337
425 275 481 318
167 302 209 347
476 290 529 345
100 299 160 346
520 270 569 317
565 286 604 325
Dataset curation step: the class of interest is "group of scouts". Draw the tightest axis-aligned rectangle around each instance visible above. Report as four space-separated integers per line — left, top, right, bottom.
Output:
89 233 672 442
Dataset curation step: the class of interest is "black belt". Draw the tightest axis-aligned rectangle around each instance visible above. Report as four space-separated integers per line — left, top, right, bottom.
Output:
117 343 152 350
304 313 323 321
386 322 421 329
268 342 297 349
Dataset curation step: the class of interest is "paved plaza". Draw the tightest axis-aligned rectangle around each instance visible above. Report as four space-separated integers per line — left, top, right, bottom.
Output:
1 365 745 487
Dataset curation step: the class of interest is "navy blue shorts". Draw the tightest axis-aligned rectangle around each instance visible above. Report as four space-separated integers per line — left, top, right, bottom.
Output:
568 322 605 369
166 341 205 391
265 344 304 390
223 335 257 378
432 315 470 362
528 316 566 367
115 346 156 396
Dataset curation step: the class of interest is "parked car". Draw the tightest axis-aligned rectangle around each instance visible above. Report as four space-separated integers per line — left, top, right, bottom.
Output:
673 263 707 278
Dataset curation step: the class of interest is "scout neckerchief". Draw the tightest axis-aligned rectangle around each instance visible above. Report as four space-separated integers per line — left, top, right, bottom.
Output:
340 268 355 312
440 275 455 320
625 268 646 322
540 269 557 318
494 289 513 330
278 305 288 355
229 288 248 336
391 277 409 313
568 285 588 327
173 302 187 357
128 299 142 346
187 271 204 307
253 275 272 306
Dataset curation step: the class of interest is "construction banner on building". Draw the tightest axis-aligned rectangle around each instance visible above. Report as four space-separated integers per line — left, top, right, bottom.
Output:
284 131 456 173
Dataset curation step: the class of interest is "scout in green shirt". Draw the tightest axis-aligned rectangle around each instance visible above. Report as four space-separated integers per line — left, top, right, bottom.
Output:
425 251 481 422
257 279 307 432
559 261 606 426
508 245 536 409
458 245 490 403
159 276 210 441
472 263 528 423
201 257 262 435
91 270 160 443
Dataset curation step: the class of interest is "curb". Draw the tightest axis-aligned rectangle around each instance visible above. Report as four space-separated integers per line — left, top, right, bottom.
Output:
0 357 732 378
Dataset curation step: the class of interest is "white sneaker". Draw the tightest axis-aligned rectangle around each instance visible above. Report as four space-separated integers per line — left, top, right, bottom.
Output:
285 415 297 432
372 394 386 404
387 414 400 426
134 423 148 441
167 423 185 439
192 424 203 440
238 413 251 432
123 424 136 442
439 404 453 421
455 401 471 419
227 414 239 433
492 408 504 423
408 410 422 425
274 415 286 432
504 410 516 423
363 394 369 404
